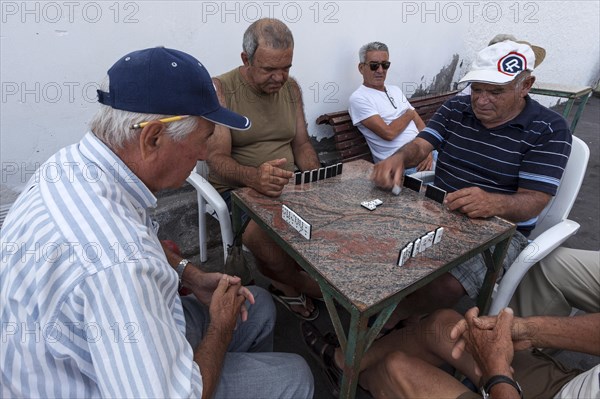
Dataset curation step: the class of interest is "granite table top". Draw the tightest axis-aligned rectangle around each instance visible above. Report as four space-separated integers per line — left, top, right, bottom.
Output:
233 160 515 311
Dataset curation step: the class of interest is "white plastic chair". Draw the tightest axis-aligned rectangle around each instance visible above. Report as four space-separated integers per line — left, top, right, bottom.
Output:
489 136 590 315
186 161 233 263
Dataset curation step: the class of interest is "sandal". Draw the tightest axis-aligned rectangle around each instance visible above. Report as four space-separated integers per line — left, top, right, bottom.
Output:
268 285 319 321
301 321 342 397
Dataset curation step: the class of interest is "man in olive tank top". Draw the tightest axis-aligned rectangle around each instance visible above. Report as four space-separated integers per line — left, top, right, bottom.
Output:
207 18 322 320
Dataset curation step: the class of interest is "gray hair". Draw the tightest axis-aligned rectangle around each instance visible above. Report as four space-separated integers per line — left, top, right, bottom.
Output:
242 18 294 63
359 42 389 63
90 79 199 149
514 70 533 87
488 34 517 46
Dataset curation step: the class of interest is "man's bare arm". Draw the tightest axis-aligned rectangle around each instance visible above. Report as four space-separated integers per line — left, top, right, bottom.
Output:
360 109 419 141
371 137 434 188
194 276 246 399
454 310 600 358
289 78 320 171
413 112 426 132
516 313 600 355
445 187 551 222
161 243 251 399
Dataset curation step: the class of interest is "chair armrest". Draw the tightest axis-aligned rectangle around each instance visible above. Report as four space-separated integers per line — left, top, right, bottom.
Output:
488 219 580 315
186 171 234 262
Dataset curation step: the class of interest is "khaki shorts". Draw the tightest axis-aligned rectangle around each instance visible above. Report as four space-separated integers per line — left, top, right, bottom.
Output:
456 349 583 399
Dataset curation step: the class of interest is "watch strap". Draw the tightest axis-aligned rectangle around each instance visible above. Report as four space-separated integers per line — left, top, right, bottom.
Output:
176 258 190 280
482 375 523 398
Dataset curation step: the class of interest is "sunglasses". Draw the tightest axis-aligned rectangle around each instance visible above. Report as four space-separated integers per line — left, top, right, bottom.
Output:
367 61 391 71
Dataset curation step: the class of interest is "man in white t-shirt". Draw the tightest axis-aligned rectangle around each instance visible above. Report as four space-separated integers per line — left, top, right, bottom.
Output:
349 41 433 170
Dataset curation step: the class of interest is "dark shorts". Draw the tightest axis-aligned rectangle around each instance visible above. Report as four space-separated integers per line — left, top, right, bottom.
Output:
221 189 249 226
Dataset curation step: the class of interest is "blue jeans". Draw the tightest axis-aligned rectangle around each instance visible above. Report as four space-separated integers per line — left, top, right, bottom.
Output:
181 286 314 399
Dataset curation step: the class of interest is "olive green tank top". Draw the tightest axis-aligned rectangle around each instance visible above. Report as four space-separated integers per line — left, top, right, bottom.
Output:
210 67 298 192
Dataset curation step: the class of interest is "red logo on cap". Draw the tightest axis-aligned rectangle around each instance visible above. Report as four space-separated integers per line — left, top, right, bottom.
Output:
497 52 527 76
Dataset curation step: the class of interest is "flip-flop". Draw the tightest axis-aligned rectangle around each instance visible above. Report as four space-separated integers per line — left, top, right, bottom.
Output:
268 285 319 321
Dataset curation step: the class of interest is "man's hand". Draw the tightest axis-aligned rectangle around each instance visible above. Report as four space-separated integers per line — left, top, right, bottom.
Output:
371 138 433 190
194 275 253 399
445 187 499 218
416 152 434 171
208 275 248 333
371 152 406 189
251 158 294 197
445 186 551 222
451 307 515 379
185 270 254 323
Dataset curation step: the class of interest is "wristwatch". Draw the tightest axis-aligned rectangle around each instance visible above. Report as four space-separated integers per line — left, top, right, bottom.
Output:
176 258 190 286
481 375 523 398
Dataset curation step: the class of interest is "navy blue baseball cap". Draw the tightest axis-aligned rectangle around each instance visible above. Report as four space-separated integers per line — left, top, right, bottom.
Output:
97 47 251 130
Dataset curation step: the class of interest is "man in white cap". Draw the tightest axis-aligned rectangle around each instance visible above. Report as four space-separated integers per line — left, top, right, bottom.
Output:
0 47 313 399
459 34 546 96
304 40 574 398
370 40 572 324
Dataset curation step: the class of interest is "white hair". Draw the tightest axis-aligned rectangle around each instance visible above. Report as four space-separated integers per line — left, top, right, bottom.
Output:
89 79 199 149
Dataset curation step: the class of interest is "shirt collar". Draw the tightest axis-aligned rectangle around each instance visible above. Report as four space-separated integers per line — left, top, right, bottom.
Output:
79 132 157 210
508 95 537 128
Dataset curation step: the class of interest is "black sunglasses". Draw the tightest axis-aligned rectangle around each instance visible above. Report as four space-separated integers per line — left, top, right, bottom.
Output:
367 61 391 71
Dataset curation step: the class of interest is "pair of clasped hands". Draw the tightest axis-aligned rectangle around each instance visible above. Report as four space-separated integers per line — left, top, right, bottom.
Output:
162 240 252 334
451 306 533 387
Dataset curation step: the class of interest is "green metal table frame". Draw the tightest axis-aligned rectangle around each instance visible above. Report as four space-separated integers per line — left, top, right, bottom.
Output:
530 83 592 134
232 194 514 399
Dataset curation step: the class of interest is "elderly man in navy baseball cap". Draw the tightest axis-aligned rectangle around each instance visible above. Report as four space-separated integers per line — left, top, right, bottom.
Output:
97 46 251 130
0 46 314 399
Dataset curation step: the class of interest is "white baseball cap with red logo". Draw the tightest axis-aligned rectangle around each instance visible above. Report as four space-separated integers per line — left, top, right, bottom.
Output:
459 41 537 85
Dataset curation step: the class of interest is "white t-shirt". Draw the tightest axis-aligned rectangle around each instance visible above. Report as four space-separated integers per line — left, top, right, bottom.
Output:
349 84 419 163
554 365 599 399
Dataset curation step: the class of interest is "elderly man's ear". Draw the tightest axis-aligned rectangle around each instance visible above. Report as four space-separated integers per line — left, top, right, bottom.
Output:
520 75 536 96
241 51 250 66
139 121 168 161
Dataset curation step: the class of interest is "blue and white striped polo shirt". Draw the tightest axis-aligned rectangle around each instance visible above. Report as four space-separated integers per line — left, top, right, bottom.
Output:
419 95 572 234
1 132 203 397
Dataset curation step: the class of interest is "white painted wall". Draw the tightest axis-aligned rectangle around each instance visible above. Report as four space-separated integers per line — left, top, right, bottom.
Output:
1 0 599 200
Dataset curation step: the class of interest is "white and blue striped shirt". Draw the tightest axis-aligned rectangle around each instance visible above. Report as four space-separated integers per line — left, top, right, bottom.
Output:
1 132 203 397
